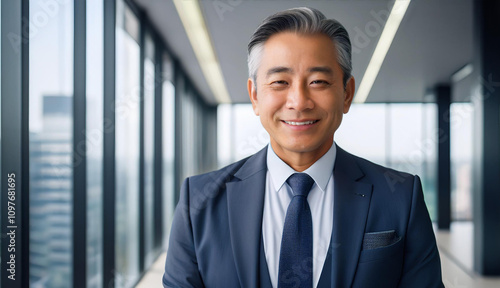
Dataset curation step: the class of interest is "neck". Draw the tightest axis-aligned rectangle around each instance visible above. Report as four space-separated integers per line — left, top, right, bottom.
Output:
270 140 333 172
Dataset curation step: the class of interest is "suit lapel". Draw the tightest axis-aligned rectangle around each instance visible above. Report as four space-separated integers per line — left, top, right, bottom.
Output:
226 147 268 288
331 146 373 288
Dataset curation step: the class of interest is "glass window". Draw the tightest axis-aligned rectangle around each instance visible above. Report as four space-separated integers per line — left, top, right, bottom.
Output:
388 104 424 172
162 52 175 248
185 88 203 176
338 103 437 219
29 0 74 287
450 103 473 220
86 0 104 287
217 104 231 167
218 103 438 220
181 84 195 179
217 104 267 167
231 105 268 161
115 0 140 286
143 31 156 268
336 104 387 166
387 104 437 220
421 104 438 221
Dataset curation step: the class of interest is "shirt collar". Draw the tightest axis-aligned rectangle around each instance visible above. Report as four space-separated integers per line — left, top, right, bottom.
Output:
266 142 336 193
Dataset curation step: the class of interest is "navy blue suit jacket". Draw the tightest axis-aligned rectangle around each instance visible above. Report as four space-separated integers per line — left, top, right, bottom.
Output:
163 146 443 287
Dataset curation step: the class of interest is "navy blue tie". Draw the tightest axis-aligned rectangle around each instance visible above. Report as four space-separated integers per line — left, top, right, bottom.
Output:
278 173 315 288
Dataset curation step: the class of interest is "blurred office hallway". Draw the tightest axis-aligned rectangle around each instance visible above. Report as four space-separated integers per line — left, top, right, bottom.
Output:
2 0 500 287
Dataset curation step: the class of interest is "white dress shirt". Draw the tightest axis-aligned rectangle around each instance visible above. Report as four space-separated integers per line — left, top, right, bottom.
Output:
262 142 336 288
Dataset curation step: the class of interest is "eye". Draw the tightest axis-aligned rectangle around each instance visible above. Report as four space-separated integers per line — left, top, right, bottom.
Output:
270 80 288 85
269 80 289 90
310 80 330 86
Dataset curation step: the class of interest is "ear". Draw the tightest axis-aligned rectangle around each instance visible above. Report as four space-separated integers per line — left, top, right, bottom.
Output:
248 78 259 115
343 76 355 114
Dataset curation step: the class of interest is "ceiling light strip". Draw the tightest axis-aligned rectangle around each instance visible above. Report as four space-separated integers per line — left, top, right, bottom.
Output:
173 0 231 103
451 64 473 83
354 0 412 103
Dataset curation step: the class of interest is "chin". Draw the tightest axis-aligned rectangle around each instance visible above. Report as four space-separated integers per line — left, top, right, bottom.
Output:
283 142 321 153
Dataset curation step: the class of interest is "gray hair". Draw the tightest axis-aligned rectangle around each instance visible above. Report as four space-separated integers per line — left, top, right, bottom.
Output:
248 7 352 88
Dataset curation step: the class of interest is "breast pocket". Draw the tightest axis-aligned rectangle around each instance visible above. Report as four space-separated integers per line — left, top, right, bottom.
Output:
358 234 403 263
353 236 404 288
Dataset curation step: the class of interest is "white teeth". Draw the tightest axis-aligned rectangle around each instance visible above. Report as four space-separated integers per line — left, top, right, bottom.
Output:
284 120 317 126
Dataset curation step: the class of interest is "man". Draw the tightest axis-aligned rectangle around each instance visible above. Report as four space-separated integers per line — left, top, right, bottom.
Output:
163 7 443 288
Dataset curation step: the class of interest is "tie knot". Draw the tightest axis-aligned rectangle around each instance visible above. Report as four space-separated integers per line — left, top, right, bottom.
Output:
286 173 315 197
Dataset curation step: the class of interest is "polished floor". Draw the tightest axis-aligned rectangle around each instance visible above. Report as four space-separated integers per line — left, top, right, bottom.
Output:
136 253 165 288
138 221 500 288
436 222 500 288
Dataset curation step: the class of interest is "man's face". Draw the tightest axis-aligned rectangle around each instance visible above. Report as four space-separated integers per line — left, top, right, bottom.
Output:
248 32 355 162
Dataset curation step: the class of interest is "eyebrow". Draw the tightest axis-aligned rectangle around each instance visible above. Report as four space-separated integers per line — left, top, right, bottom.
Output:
265 66 334 78
308 66 334 75
266 66 293 78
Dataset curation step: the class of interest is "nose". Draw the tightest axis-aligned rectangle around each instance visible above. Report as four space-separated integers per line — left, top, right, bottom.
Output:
285 82 314 111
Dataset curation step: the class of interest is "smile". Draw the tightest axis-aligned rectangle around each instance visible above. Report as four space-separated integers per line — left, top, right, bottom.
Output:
282 120 319 126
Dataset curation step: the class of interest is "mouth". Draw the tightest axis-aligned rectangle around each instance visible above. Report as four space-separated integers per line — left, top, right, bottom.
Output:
282 120 319 126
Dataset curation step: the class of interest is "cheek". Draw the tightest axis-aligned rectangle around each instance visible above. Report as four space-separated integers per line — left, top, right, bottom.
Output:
322 99 343 116
259 96 282 117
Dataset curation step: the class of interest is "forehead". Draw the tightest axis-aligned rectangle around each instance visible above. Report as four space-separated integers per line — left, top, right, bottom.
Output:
259 32 339 70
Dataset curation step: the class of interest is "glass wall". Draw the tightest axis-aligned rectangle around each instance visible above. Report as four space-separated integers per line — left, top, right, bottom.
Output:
421 104 438 220
3 0 218 286
218 103 438 220
217 105 231 167
181 85 195 179
86 0 104 287
217 104 267 168
200 105 218 173
450 103 473 220
162 52 175 248
143 31 156 268
339 104 437 219
338 103 438 219
177 78 218 185
115 0 140 286
336 104 387 165
29 0 74 287
391 104 437 219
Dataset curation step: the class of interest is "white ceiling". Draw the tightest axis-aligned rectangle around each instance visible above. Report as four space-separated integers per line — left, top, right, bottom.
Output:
134 0 473 104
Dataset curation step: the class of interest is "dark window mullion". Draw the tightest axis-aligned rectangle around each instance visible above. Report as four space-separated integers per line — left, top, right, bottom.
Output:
22 0 30 285
154 38 164 251
103 0 117 287
138 10 146 274
73 0 87 287
1 1 29 287
173 64 183 205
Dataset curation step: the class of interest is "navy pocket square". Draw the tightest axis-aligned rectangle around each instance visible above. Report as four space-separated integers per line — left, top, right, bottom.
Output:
362 230 400 250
